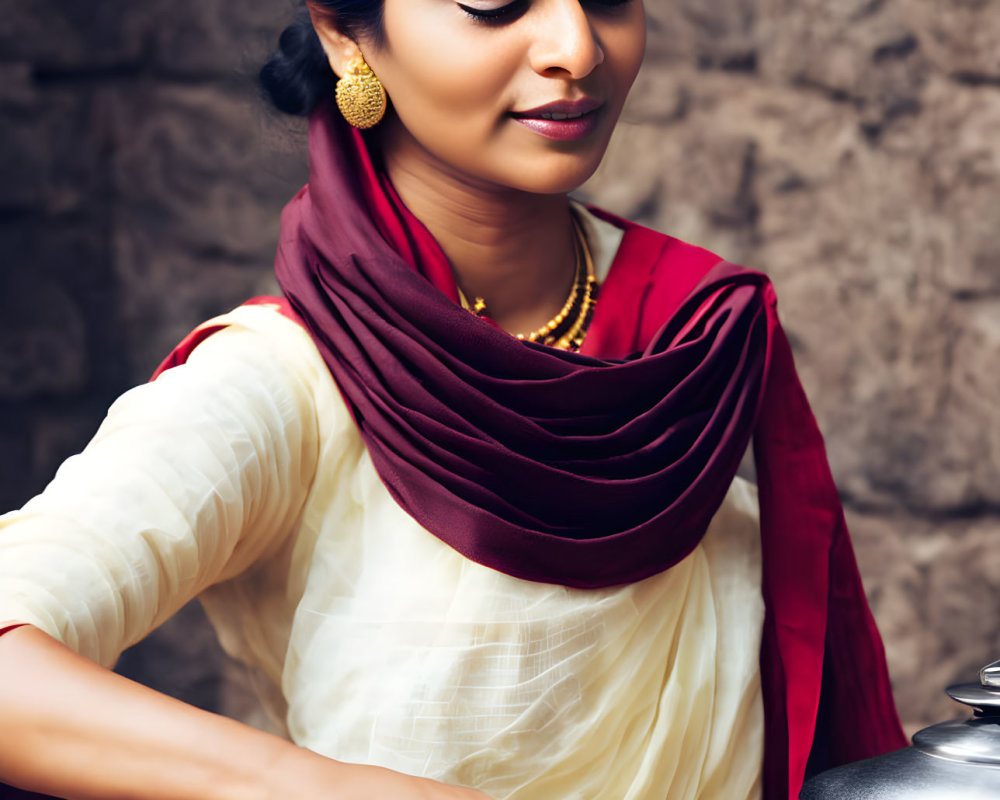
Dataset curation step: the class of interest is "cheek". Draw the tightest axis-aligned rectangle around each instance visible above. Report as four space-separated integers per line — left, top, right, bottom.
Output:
377 15 520 132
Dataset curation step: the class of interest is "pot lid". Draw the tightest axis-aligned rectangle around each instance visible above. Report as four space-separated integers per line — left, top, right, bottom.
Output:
912 659 1000 766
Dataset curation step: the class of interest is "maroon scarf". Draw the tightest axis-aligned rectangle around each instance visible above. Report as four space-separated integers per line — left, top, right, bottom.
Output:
0 103 904 800
268 105 906 797
273 106 770 587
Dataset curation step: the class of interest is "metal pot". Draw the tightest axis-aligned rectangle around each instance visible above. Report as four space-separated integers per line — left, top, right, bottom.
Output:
800 660 1000 799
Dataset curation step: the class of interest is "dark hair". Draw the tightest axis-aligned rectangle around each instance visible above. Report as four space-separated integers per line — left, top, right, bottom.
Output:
260 1 385 116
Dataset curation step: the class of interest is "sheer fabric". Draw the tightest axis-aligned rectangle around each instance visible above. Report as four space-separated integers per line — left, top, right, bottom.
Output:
0 213 765 799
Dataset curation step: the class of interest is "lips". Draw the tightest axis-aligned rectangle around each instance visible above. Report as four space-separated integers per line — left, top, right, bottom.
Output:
509 98 605 142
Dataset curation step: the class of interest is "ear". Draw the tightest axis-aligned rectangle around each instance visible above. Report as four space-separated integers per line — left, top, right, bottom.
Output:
307 2 363 78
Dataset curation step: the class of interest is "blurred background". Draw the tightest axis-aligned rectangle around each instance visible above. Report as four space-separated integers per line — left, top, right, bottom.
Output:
1 0 998 737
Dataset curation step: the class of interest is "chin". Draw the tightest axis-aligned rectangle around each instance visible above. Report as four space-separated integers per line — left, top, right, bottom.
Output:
504 147 609 196
513 172 597 196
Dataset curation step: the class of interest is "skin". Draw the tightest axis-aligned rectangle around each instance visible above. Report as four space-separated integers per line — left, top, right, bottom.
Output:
0 2 645 798
311 0 646 335
0 625 485 800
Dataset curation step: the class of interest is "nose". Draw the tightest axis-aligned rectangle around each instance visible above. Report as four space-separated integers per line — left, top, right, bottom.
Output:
529 0 606 80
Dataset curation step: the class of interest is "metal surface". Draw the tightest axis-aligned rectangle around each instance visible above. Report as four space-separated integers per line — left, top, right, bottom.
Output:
800 659 1000 799
800 747 1000 800
945 681 1000 714
981 659 1000 689
913 718 1000 766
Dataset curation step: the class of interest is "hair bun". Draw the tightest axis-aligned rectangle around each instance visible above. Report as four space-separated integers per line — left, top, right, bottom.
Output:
260 12 336 117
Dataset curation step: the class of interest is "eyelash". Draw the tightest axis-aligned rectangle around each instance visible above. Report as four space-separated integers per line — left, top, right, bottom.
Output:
457 0 529 24
458 0 632 27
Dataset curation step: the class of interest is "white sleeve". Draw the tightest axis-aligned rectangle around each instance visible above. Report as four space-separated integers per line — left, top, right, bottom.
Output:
0 310 320 667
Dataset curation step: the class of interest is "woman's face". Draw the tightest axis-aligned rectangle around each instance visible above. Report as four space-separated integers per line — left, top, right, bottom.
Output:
362 0 646 195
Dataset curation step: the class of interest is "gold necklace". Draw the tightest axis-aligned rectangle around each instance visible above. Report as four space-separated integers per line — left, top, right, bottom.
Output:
552 216 597 351
459 212 598 351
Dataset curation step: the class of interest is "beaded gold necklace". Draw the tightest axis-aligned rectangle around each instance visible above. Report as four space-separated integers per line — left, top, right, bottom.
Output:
458 212 598 352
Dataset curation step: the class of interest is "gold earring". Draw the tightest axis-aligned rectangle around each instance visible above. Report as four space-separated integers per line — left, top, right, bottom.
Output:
335 55 387 129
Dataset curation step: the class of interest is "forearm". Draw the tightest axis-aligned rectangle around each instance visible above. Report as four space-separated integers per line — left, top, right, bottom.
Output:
0 625 318 800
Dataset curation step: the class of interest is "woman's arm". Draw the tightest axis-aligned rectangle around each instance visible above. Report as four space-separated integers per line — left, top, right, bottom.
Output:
0 626 491 800
0 313 324 670
0 313 492 799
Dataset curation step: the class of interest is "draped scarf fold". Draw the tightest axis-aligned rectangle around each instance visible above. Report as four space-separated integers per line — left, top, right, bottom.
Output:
153 103 906 799
274 105 772 588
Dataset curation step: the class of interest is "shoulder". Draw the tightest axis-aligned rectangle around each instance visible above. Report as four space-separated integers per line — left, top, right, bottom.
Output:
151 297 308 380
581 206 751 356
141 300 342 439
585 205 729 284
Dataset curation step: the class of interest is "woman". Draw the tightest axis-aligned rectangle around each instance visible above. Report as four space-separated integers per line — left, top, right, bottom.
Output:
0 1 906 799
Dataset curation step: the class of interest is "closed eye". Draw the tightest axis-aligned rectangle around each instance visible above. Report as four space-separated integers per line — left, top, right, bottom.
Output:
458 0 634 27
457 0 530 26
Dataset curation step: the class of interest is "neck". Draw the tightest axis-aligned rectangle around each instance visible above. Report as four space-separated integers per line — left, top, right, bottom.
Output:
380 120 577 336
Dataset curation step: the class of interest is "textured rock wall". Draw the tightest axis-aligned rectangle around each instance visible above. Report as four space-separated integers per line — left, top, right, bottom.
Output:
0 0 308 727
1 0 998 737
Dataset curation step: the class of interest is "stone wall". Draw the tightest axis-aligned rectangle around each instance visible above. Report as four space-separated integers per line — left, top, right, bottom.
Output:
2 0 998 738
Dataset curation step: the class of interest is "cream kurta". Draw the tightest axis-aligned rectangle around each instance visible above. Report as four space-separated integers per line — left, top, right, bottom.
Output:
0 213 765 800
